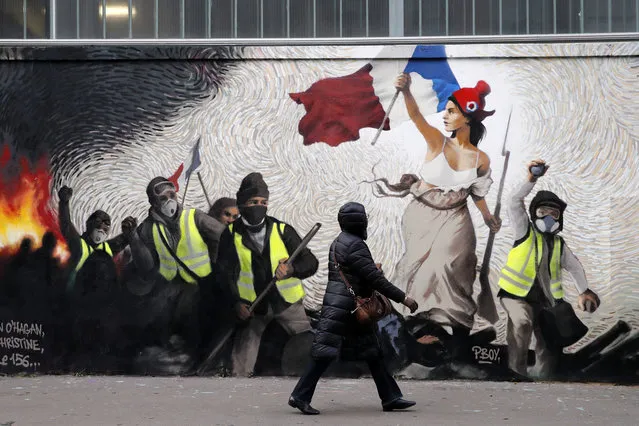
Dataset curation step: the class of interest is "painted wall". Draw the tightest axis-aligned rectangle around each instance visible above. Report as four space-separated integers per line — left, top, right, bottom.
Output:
0 42 638 382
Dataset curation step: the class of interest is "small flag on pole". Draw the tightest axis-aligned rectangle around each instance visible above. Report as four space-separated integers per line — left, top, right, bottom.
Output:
168 137 202 192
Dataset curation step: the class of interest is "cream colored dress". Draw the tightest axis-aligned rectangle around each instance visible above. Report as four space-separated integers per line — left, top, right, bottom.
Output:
393 139 493 330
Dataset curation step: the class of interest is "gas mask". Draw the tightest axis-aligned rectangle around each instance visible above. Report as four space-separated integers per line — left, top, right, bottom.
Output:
535 216 560 234
161 199 178 218
91 228 108 244
534 206 561 234
149 180 179 218
240 205 267 226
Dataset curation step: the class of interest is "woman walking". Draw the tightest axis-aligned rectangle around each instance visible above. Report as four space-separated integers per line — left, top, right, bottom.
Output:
288 202 419 415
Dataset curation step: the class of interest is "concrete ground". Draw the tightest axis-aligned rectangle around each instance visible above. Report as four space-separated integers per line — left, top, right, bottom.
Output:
0 376 637 425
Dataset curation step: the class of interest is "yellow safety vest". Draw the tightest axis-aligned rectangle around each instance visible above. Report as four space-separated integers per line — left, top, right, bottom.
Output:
231 222 305 304
75 238 113 272
498 226 563 299
152 209 212 285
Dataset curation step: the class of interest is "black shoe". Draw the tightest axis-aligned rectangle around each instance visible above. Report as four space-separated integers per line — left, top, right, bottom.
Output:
288 396 320 415
382 398 416 412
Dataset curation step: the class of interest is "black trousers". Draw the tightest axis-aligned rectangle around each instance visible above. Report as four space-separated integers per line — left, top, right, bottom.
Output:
291 357 402 405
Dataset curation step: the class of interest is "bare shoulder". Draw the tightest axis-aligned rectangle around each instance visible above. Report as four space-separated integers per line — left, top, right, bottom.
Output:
477 150 492 176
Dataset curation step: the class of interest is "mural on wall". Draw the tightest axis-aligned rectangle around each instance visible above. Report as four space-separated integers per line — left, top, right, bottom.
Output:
0 42 638 383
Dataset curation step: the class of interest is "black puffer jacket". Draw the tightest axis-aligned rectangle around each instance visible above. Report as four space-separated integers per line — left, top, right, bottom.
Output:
311 202 407 361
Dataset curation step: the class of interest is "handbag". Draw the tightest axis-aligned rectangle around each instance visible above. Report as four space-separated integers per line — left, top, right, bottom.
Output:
331 245 393 326
533 229 588 348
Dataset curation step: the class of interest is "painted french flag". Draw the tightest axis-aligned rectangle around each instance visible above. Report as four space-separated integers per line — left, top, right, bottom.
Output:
168 137 202 192
290 45 460 147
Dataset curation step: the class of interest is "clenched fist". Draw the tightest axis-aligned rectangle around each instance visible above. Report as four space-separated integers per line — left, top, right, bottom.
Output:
527 159 549 182
484 214 502 233
275 258 294 280
403 296 418 314
235 302 252 321
58 186 73 203
121 216 138 239
578 289 600 313
394 72 412 92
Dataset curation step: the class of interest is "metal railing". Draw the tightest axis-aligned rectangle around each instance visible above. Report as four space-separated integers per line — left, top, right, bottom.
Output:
1 0 639 40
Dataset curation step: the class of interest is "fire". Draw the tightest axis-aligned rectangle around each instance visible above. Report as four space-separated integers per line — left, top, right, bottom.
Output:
0 145 69 263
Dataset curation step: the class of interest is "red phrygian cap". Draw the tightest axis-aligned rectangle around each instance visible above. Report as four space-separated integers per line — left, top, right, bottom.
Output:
451 80 496 122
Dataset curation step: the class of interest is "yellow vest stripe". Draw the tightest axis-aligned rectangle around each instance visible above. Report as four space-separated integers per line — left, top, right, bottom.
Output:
76 239 113 272
152 209 212 284
269 223 305 303
499 274 533 293
502 265 534 282
277 280 303 290
498 226 563 299
153 224 178 281
231 223 258 302
231 222 305 304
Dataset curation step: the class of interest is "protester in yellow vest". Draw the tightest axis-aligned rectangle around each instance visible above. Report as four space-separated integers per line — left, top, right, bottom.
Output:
128 177 226 359
57 185 135 291
497 160 600 379
215 172 319 377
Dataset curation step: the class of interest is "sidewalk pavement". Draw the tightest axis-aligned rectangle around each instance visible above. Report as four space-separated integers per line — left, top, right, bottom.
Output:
1 375 637 425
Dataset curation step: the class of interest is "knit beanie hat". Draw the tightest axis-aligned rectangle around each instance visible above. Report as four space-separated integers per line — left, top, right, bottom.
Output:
236 172 269 206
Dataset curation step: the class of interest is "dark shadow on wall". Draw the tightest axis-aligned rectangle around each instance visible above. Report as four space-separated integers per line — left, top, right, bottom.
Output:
0 46 242 165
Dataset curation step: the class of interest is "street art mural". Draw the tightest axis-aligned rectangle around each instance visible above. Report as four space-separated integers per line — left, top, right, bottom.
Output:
0 42 638 383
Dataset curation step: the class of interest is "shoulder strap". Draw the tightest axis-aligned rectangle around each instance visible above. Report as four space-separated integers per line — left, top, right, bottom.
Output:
475 150 480 168
155 223 202 283
330 242 356 296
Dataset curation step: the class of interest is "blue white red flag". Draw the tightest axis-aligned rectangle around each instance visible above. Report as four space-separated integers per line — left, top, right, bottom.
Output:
290 45 460 146
168 137 202 192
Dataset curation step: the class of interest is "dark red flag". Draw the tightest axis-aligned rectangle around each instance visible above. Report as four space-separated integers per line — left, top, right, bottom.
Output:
289 64 390 147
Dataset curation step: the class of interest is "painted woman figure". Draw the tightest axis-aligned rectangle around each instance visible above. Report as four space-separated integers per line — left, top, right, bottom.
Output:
376 73 501 338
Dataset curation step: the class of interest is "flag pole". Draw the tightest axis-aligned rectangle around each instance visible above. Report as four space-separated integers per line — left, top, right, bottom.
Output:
370 89 400 146
180 136 202 207
197 171 212 209
181 175 191 207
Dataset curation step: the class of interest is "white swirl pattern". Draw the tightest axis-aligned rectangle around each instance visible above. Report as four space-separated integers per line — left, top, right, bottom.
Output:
52 44 639 350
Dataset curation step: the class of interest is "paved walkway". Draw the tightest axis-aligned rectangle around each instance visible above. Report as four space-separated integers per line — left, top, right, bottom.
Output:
1 376 637 425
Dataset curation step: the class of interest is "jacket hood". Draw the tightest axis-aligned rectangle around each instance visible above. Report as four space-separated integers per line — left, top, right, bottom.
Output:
338 202 368 239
